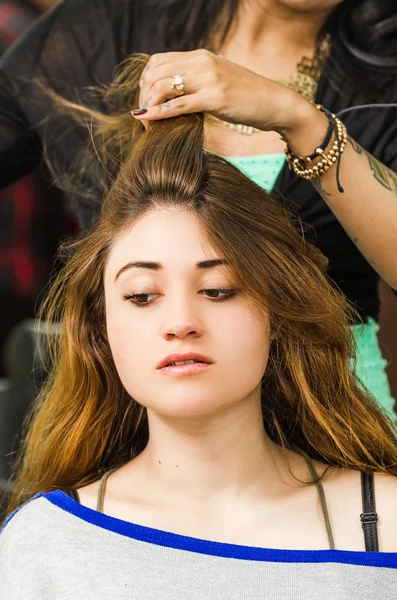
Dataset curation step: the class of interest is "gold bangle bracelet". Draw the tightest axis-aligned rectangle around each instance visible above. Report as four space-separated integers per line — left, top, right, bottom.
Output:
288 118 347 181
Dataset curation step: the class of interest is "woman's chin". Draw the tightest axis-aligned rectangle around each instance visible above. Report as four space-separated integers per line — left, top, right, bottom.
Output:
145 394 238 421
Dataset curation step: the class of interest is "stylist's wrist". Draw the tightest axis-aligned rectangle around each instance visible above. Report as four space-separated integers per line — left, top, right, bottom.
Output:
274 89 330 156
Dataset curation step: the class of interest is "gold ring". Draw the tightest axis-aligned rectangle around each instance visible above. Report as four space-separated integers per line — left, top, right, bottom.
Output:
170 74 185 97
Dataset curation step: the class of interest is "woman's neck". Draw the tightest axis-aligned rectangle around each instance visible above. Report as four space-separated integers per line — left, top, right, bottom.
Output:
131 393 298 505
214 0 333 64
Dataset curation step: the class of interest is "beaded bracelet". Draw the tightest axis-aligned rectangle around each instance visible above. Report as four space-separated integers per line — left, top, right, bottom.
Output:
285 104 347 193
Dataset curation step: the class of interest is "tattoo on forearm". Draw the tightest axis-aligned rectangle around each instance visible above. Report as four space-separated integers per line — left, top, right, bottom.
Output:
310 139 382 272
367 153 397 194
348 136 397 198
312 179 332 201
346 136 363 155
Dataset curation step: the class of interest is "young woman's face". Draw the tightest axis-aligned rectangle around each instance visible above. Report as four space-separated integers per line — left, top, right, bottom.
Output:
104 208 270 419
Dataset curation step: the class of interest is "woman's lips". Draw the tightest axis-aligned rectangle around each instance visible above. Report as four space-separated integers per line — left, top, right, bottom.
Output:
159 361 212 377
157 353 213 376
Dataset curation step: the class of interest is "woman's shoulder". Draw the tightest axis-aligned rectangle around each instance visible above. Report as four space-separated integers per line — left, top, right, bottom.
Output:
1 492 57 542
371 472 397 551
0 493 53 578
0 490 83 596
322 466 397 552
0 489 79 546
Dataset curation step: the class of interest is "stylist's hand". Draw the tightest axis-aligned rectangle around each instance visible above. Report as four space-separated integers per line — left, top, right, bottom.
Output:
133 49 306 134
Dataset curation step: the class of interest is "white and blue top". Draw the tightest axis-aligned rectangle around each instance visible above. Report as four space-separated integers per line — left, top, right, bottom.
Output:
1 488 396 600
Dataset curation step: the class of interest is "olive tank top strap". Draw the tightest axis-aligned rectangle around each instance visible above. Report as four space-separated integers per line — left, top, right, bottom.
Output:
96 468 118 513
303 454 336 550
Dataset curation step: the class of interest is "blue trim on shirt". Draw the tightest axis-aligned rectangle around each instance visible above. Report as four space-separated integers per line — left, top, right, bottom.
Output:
44 490 397 568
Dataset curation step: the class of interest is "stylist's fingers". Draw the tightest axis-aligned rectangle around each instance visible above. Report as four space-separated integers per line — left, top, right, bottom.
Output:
140 49 212 85
139 55 194 97
139 49 217 103
132 94 204 121
139 73 209 111
139 66 185 109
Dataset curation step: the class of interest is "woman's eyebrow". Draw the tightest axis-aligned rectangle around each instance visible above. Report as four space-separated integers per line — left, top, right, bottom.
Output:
115 258 227 282
197 259 227 269
115 261 160 281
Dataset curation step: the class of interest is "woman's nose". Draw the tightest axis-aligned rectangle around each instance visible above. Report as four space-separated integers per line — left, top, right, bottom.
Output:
160 297 204 341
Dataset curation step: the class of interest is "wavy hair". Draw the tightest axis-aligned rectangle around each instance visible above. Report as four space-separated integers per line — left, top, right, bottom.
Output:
3 54 397 521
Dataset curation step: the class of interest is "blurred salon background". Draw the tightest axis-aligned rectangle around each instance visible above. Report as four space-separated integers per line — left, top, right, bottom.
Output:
0 0 75 369
0 0 76 498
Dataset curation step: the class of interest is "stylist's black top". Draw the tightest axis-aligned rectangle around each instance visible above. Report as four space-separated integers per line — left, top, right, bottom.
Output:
0 0 396 321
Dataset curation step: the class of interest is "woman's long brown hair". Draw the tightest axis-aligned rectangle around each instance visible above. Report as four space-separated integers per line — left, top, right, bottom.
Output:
3 55 397 521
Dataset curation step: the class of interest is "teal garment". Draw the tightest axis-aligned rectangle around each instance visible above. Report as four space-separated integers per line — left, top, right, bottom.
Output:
226 154 396 418
352 318 395 420
226 153 286 192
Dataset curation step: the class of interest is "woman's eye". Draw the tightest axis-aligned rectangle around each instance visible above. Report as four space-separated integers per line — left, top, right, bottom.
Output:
201 289 237 301
123 293 158 306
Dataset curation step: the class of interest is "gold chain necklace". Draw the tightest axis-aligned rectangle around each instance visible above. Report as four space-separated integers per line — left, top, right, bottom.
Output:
207 34 331 136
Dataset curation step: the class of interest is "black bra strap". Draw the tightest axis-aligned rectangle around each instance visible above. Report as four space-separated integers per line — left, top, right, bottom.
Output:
360 472 379 552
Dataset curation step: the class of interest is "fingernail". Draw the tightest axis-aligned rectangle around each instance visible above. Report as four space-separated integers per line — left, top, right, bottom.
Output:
131 108 148 116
